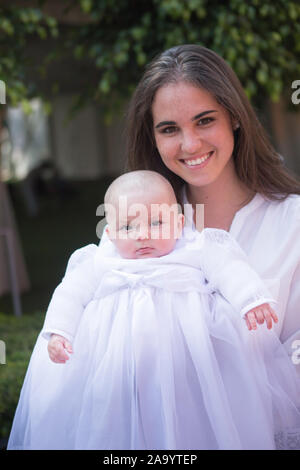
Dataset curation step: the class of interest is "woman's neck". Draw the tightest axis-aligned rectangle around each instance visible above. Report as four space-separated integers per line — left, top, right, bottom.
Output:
186 168 254 231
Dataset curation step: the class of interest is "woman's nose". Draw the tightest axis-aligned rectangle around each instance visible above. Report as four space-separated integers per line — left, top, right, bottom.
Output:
181 130 202 154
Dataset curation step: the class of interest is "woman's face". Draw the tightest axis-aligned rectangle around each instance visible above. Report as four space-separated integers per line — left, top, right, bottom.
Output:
152 81 236 189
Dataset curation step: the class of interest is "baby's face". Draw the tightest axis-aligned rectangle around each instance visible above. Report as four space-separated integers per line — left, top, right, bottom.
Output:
106 189 184 259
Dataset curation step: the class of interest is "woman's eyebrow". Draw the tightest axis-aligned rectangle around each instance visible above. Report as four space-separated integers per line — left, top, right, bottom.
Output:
154 110 217 129
192 110 217 121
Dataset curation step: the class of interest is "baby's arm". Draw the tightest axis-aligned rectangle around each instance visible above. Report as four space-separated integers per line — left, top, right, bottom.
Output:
42 245 99 345
48 334 73 363
245 303 278 331
199 229 278 329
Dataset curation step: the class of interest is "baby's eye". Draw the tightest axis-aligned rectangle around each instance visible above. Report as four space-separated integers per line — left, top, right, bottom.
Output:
150 220 163 227
119 224 133 231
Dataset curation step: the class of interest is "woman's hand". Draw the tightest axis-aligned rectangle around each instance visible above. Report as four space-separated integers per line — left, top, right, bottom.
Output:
245 303 278 331
47 334 73 363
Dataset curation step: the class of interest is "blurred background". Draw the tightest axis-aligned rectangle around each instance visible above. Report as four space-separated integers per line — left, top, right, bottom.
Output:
0 0 300 447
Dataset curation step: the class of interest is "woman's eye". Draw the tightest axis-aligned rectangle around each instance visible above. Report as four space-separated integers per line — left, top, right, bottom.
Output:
160 126 177 134
198 117 214 126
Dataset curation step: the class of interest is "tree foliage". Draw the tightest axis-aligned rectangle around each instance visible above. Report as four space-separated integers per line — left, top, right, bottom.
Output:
0 3 58 110
1 0 300 111
70 0 300 108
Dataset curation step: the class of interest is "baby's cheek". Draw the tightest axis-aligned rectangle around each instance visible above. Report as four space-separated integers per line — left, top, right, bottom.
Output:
113 239 137 259
155 238 177 256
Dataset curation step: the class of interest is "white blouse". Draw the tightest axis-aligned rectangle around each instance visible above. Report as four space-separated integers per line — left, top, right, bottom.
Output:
183 189 300 362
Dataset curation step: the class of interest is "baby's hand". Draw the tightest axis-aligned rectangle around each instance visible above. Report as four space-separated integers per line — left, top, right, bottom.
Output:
48 334 73 363
245 303 278 331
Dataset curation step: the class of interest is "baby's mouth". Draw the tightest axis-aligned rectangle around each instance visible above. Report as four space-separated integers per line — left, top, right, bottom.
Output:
136 247 153 254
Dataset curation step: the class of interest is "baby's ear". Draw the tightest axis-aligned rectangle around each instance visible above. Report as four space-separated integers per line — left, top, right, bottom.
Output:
179 213 185 227
106 225 117 241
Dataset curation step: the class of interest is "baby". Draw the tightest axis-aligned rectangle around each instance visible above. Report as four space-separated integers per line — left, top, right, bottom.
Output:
9 170 300 451
48 170 277 363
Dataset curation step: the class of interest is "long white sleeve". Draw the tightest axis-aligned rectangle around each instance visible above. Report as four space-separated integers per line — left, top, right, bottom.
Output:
199 229 276 317
278 199 300 361
41 244 99 341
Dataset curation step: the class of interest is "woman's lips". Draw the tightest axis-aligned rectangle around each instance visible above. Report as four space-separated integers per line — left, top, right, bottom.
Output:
181 151 214 169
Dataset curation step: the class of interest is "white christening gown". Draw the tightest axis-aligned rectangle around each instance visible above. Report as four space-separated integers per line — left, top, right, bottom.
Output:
7 228 300 450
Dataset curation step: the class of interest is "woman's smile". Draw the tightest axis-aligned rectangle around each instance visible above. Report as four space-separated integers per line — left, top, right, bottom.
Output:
180 151 214 168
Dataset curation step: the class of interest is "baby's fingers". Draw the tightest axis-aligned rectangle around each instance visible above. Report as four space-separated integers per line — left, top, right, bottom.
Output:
270 306 279 324
245 316 251 330
63 339 73 354
263 306 278 330
245 312 257 330
252 308 265 324
48 341 69 363
50 348 68 363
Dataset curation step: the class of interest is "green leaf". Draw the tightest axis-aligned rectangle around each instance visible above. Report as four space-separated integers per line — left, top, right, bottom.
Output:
244 33 254 45
196 7 206 19
288 3 298 20
99 78 110 94
80 0 93 14
131 27 145 41
21 99 33 115
114 51 128 67
0 18 14 35
256 69 268 85
42 100 52 115
37 26 47 39
137 51 147 66
271 32 281 43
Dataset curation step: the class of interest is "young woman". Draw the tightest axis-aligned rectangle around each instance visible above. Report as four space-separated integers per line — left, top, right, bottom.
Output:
125 44 300 365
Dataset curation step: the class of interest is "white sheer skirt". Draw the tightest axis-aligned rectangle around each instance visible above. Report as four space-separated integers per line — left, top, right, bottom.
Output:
8 287 300 450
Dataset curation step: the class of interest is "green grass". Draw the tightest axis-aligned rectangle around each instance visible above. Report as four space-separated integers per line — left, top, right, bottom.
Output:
0 312 44 439
0 176 116 440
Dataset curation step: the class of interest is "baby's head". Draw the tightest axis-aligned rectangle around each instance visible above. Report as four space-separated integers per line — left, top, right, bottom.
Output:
104 170 184 259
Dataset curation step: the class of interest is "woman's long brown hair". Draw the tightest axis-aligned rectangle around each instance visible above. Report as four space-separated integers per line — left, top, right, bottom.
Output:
125 44 300 202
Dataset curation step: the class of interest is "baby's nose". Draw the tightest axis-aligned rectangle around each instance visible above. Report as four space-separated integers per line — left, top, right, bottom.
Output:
136 225 150 240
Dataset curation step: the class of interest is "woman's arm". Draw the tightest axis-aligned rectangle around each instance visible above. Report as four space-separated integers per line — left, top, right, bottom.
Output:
281 261 300 362
278 197 300 366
